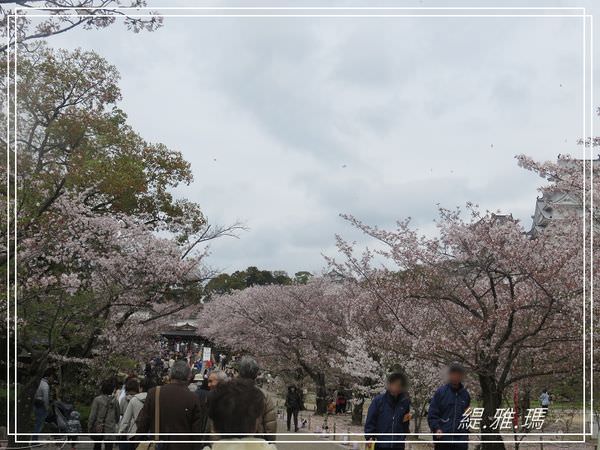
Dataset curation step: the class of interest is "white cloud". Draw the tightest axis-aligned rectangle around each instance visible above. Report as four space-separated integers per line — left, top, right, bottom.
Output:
41 5 593 273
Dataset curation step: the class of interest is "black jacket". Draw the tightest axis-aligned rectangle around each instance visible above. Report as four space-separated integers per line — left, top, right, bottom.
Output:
285 389 302 411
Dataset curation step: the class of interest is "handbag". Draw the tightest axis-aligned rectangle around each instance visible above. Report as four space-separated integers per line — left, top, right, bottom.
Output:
136 386 161 450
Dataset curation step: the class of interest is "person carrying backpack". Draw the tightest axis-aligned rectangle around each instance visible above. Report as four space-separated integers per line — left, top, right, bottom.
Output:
89 379 120 450
119 378 154 450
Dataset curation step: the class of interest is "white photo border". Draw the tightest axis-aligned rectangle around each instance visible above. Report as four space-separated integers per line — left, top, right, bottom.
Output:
5 5 595 445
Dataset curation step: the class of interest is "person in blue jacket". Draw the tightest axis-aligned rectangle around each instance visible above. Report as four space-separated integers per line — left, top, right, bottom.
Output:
428 362 471 450
364 371 411 449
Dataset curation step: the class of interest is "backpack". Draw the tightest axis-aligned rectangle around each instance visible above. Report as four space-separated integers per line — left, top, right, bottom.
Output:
95 396 115 433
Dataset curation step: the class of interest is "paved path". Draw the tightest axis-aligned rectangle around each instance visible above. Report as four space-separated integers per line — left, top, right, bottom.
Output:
32 420 353 450
33 434 348 450
33 427 351 450
276 432 350 449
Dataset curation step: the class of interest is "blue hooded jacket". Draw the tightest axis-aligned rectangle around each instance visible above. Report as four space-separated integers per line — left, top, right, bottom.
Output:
364 391 411 449
427 383 470 442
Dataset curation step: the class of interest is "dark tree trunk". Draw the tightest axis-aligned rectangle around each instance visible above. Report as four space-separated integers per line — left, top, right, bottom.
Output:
351 398 364 425
479 374 506 450
520 387 531 427
313 372 327 415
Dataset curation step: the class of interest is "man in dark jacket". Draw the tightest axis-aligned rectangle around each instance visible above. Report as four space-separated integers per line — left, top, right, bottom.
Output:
285 386 303 432
364 372 411 449
136 361 207 450
428 362 471 450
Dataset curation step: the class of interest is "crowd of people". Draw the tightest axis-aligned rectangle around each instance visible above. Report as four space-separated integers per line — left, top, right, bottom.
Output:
32 357 553 450
142 349 233 390
31 351 274 448
77 354 278 450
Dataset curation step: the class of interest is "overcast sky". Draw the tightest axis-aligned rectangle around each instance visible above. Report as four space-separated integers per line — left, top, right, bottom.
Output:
42 1 597 274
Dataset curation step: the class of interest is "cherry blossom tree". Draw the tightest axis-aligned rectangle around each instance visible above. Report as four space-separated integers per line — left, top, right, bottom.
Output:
517 152 600 436
339 326 442 430
14 190 211 430
0 44 242 432
329 199 583 449
199 278 354 414
338 332 385 425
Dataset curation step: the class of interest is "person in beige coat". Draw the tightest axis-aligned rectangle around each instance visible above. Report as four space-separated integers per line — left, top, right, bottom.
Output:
237 356 277 442
118 378 155 449
203 378 277 450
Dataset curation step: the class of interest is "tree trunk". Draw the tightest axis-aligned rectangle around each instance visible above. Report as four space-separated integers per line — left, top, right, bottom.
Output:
313 372 327 415
520 387 531 427
479 374 506 450
351 398 364 425
414 415 421 433
413 404 427 433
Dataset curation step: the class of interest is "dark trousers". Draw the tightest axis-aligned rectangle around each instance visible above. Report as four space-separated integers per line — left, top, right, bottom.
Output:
92 435 113 450
434 443 468 450
33 405 48 437
373 442 405 450
286 408 299 431
118 442 136 450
